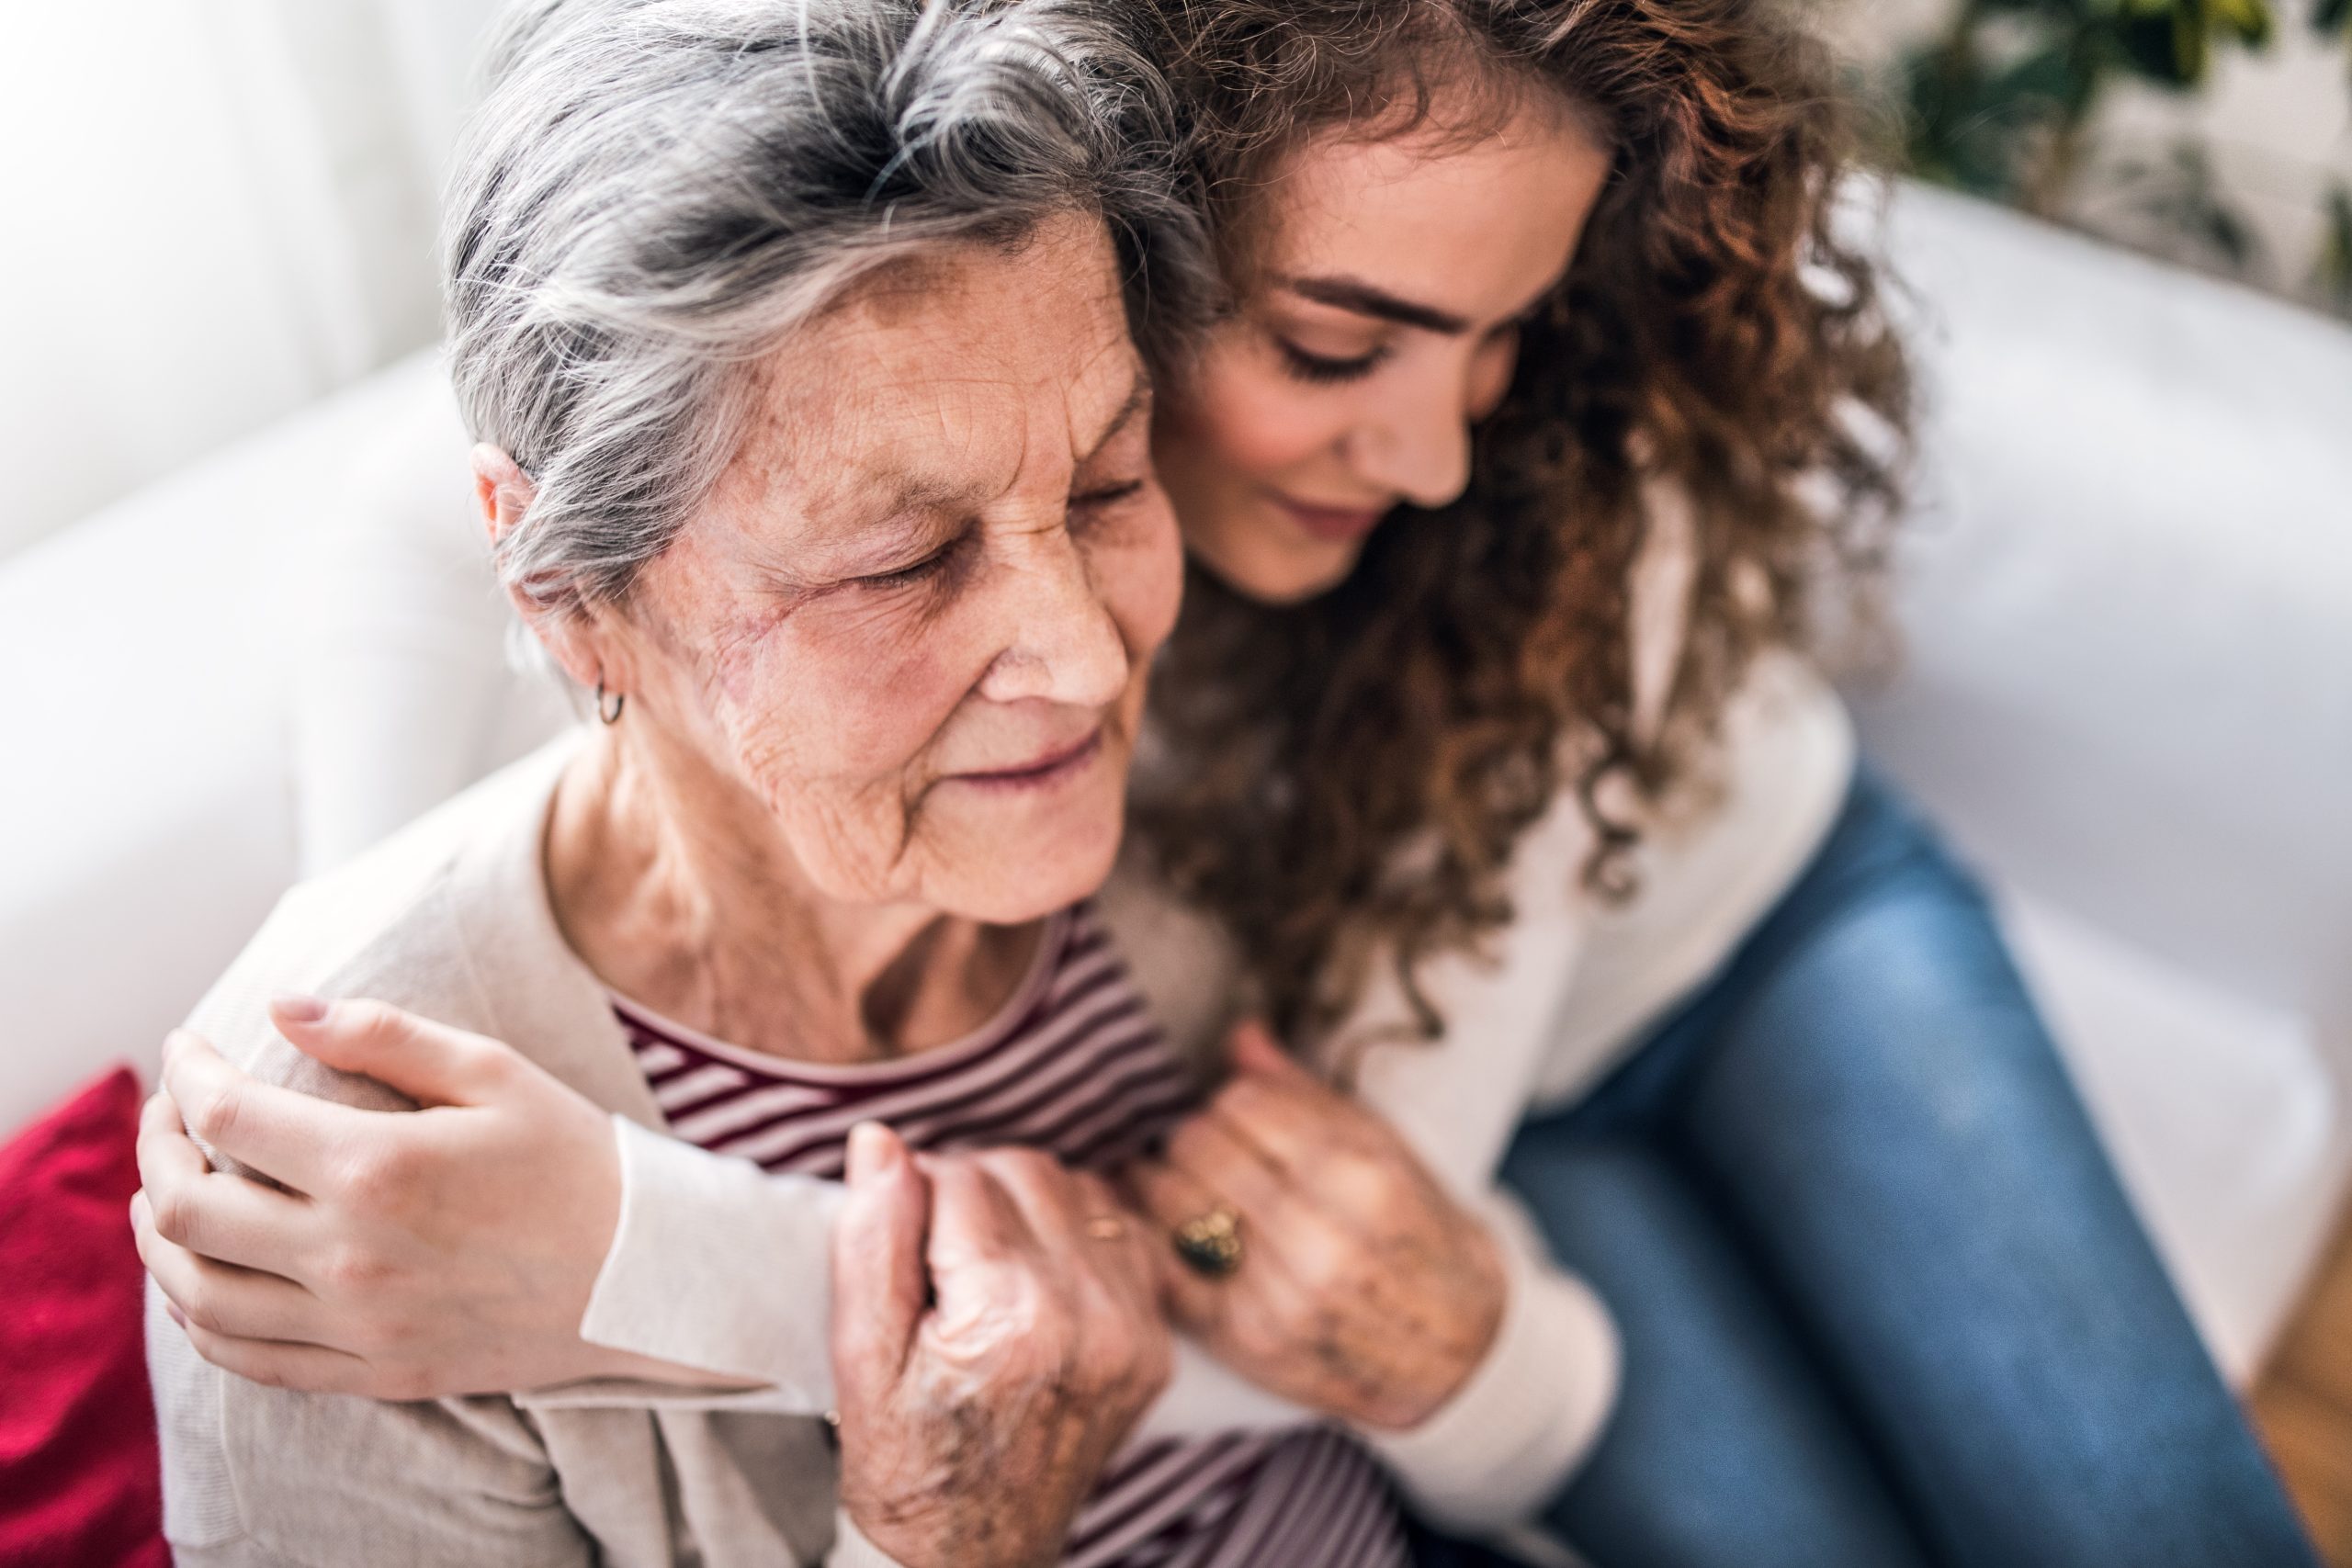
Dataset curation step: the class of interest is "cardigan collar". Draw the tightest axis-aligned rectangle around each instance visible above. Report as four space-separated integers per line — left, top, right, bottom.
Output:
442 729 671 1130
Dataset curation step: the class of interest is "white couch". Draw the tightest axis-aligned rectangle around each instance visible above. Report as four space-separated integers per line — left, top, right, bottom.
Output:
4 182 2346 1382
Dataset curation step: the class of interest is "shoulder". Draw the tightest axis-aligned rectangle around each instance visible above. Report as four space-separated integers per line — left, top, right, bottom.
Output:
186 736 582 1114
153 740 609 1562
1093 841 1242 1072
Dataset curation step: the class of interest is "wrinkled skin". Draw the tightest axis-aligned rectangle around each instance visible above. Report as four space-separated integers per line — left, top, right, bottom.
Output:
1125 1022 1505 1429
137 77 1616 1498
146 214 1185 1555
831 1127 1170 1566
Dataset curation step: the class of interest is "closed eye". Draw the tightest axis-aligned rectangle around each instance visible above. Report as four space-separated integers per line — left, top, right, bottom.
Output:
1276 341 1391 386
856 540 959 590
1071 479 1147 511
854 482 1141 589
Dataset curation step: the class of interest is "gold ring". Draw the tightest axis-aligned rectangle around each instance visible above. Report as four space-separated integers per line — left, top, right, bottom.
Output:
1171 1204 1244 1278
1085 1215 1129 1242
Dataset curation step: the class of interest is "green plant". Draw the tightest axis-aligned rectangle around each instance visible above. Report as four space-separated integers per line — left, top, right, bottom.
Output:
2319 0 2351 71
2317 184 2352 310
2110 138 2267 268
1890 0 2352 317
2314 0 2352 312
2318 0 2352 306
1898 0 2278 215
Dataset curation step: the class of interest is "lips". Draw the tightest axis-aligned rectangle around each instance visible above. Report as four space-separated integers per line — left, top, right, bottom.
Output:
949 727 1104 790
1272 493 1389 545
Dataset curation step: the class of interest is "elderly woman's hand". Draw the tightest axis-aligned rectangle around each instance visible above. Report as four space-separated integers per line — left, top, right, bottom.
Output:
832 1125 1170 1568
1124 1022 1507 1432
131 998 636 1399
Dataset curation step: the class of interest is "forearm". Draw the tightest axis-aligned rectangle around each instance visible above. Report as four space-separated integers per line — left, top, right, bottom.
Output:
1359 1190 1621 1528
523 1116 845 1413
554 1118 1317 1438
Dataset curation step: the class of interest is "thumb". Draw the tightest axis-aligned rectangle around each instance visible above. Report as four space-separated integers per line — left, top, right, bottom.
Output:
832 1122 929 1399
1227 1018 1305 1080
267 995 511 1110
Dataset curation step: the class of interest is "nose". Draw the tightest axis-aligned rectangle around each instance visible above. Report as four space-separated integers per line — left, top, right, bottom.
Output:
1343 370 1476 511
974 526 1130 710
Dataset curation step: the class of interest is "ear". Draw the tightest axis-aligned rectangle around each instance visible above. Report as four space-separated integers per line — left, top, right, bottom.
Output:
471 443 535 548
469 443 621 696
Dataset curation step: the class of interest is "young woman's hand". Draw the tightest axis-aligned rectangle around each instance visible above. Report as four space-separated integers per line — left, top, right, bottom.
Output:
832 1127 1170 1568
1122 1021 1507 1432
131 998 639 1399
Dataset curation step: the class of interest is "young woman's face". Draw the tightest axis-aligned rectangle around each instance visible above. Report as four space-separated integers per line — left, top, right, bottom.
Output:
1154 95 1612 604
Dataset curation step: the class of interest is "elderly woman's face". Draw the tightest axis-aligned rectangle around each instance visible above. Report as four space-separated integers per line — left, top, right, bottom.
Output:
594 215 1178 922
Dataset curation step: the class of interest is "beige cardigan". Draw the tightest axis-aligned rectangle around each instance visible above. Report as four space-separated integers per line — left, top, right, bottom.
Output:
152 654 1849 1562
570 648 1849 1530
149 739 903 1567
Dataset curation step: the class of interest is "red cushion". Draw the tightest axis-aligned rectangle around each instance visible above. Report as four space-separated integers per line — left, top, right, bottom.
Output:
0 1066 169 1568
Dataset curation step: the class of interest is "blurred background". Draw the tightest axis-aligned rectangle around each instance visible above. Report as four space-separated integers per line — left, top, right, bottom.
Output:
3 1 2346 561
1832 0 2352 311
0 0 2347 1556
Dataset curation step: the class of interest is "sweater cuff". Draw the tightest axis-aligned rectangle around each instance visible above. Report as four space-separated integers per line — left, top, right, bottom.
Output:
1363 1202 1620 1528
827 1512 910 1568
571 1114 845 1411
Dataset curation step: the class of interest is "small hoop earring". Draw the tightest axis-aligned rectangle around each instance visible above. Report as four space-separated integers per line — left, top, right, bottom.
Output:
595 682 626 725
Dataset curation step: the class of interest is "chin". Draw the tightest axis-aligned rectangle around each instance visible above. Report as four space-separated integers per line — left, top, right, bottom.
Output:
962 848 1118 925
937 799 1125 924
1193 533 1361 606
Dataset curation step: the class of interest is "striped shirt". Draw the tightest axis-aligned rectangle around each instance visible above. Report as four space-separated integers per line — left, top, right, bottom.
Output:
616 903 1410 1568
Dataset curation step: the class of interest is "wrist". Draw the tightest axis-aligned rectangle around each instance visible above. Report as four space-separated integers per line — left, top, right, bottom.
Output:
1370 1213 1509 1431
845 1500 1060 1568
560 1101 627 1292
1363 1246 1622 1526
1454 1212 1509 1367
830 1507 914 1568
581 1114 846 1404
841 1433 1082 1568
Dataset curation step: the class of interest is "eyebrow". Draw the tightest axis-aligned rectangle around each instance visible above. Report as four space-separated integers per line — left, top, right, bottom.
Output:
872 365 1149 517
818 366 1155 571
1277 274 1471 336
1080 367 1153 462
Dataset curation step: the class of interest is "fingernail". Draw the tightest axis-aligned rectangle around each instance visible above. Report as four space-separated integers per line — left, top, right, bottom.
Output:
272 993 329 1024
845 1122 899 1183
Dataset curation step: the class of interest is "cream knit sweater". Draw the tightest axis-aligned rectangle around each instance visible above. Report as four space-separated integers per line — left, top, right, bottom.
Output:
152 656 1848 1564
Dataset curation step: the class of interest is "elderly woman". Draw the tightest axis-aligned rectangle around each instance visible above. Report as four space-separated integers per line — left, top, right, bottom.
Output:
143 2 1437 1564
145 0 2331 1561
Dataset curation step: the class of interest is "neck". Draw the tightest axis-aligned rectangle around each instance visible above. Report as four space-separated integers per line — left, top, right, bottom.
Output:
544 728 1037 1065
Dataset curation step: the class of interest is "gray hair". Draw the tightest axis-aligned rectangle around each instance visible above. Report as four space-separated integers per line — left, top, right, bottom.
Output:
445 0 1214 616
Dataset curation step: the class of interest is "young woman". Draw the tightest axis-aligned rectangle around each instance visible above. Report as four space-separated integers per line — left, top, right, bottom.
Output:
136 1 2315 1564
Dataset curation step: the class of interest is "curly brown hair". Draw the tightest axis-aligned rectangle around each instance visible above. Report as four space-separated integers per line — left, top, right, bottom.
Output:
1130 0 1915 1043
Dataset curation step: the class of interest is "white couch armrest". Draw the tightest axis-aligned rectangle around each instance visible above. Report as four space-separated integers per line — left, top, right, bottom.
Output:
1853 183 2352 1026
0 365 450 1137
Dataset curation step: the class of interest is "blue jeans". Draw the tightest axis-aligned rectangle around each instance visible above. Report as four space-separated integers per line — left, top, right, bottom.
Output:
1474 767 2316 1568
